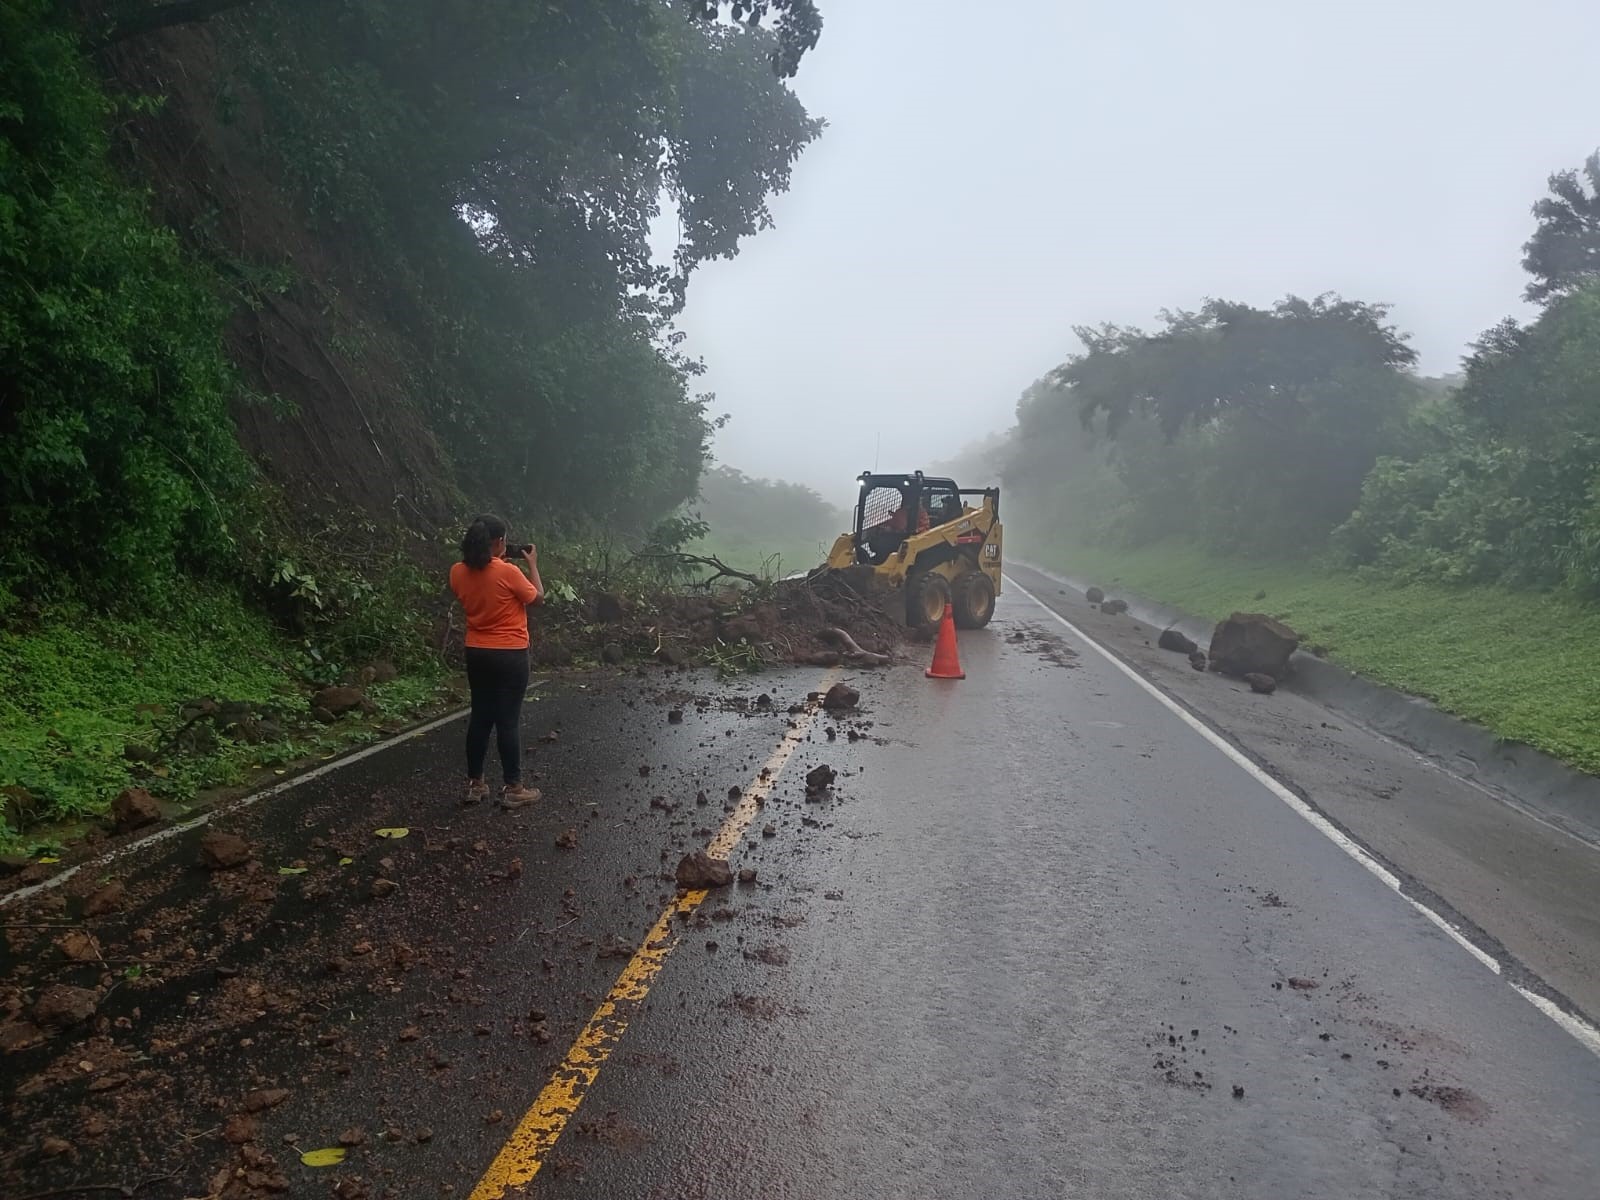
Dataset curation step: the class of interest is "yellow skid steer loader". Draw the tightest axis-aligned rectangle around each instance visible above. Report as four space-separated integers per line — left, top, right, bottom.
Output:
816 471 1002 629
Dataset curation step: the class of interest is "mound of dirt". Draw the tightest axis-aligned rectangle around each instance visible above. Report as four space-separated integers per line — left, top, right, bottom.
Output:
612 572 908 670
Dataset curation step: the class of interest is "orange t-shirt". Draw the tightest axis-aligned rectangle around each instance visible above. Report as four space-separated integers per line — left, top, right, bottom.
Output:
450 559 540 649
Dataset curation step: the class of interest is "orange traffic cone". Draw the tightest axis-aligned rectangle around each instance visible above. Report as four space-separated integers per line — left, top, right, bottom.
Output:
925 602 965 680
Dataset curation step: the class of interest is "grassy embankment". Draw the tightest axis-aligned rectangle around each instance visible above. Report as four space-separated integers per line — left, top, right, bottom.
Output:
0 591 448 854
1029 537 1600 776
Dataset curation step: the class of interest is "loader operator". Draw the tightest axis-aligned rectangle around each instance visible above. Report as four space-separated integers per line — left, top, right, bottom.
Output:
864 492 930 564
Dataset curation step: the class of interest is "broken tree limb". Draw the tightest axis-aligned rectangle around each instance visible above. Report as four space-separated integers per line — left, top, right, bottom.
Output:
819 627 890 666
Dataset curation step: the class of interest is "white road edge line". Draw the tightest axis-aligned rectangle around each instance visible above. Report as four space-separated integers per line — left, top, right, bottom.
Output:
1005 573 1600 1060
0 683 550 910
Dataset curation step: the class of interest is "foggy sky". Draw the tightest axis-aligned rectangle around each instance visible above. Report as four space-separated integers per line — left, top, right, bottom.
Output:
661 0 1600 502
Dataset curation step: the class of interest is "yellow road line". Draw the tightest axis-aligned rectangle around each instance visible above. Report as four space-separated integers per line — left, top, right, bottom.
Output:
468 681 834 1199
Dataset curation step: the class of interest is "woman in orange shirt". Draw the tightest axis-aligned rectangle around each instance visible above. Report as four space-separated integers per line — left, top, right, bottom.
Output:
450 514 544 807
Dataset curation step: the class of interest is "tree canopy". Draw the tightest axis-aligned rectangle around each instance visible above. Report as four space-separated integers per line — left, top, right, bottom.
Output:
1522 149 1600 304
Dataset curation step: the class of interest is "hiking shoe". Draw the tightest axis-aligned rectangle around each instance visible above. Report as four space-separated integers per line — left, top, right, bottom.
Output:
463 780 489 805
499 783 541 809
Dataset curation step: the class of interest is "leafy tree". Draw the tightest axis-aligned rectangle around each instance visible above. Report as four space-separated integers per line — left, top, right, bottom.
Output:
1060 295 1417 438
1522 149 1600 304
1 0 245 604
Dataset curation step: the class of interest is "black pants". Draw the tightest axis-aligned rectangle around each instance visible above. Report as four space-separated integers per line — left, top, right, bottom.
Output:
464 647 529 784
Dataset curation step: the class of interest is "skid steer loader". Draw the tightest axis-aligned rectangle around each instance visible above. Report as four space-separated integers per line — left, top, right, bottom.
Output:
815 470 1002 629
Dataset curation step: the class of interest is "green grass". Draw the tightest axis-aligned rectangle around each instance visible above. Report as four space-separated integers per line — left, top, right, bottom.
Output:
1032 537 1600 776
0 586 447 847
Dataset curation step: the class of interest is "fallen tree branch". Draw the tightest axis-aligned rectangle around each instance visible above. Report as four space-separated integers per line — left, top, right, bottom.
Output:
628 552 765 588
819 626 890 666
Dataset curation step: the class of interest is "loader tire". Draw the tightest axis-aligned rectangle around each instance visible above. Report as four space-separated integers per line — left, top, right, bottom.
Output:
906 571 951 630
952 571 996 629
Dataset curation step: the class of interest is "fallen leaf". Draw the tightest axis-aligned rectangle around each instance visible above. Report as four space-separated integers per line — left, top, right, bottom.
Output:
373 828 409 840
278 867 308 876
338 856 353 866
299 1146 347 1168
37 856 59 864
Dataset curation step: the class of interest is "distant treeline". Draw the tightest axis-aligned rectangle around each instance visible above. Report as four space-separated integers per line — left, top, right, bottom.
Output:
997 149 1600 596
685 465 845 576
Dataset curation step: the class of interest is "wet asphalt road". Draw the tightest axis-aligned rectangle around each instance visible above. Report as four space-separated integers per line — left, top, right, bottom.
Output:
6 587 1600 1198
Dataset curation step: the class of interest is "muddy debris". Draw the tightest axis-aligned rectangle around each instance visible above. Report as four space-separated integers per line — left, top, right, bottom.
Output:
56 929 101 962
39 1135 73 1158
676 851 733 888
223 1114 259 1145
241 1087 290 1113
822 682 860 711
82 880 127 918
199 829 253 870
31 983 99 1029
111 786 162 832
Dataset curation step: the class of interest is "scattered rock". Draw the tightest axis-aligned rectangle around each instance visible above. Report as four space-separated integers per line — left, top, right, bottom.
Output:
555 828 578 849
1084 586 1105 604
1232 1084 1245 1099
111 787 161 832
737 868 757 884
1100 598 1129 616
369 878 398 899
31 984 99 1029
223 1114 259 1145
1157 628 1198 655
1245 673 1277 695
311 705 338 725
1208 612 1300 680
339 1127 367 1147
414 1127 434 1144
822 682 859 711
1189 651 1208 672
667 709 684 724
1287 976 1319 990
242 1088 291 1113
56 930 101 962
761 823 776 838
310 685 367 717
804 763 837 794
199 829 253 870
82 881 127 918
675 851 733 888
40 1135 73 1158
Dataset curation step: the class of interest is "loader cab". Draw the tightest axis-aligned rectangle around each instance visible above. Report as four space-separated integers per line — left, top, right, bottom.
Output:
853 471 961 565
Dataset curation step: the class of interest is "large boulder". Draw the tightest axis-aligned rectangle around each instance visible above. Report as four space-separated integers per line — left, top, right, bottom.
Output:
1208 612 1300 680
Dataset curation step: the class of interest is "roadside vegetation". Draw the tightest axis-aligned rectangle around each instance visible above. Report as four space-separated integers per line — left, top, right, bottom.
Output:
0 1 826 845
997 148 1600 773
